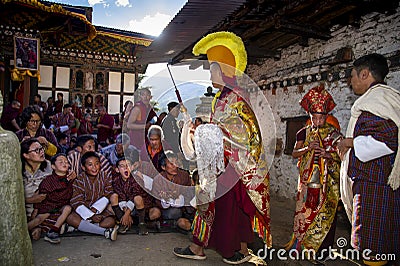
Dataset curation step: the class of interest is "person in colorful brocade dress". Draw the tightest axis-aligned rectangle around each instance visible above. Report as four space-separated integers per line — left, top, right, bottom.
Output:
174 31 271 265
284 86 342 262
338 53 400 266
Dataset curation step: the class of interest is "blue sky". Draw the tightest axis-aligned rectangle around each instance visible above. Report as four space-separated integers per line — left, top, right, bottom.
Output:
51 0 187 36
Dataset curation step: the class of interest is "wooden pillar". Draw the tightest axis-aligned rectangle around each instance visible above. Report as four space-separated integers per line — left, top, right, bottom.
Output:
23 76 30 107
0 92 33 266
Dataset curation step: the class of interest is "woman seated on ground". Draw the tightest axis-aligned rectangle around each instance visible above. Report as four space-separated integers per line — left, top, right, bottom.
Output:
16 105 60 158
20 138 53 240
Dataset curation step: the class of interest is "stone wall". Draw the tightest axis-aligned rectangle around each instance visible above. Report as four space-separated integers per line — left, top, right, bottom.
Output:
247 7 400 199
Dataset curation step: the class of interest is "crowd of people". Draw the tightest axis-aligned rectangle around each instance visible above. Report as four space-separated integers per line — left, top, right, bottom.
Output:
2 87 201 245
0 30 398 265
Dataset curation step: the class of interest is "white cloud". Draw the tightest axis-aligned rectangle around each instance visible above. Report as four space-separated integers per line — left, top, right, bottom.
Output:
115 0 130 7
128 12 172 36
88 0 105 6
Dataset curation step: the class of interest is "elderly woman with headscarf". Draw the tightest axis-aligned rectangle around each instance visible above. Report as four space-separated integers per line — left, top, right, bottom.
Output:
16 105 59 157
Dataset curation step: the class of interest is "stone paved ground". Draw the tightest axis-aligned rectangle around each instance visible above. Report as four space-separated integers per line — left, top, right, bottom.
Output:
33 197 361 266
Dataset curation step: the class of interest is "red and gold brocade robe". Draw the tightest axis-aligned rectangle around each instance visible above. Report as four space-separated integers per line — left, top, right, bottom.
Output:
192 86 272 248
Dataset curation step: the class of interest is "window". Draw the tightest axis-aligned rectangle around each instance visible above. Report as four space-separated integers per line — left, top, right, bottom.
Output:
108 94 120 114
108 72 121 92
123 73 135 93
76 70 84 89
38 90 52 103
96 72 105 91
283 116 309 155
56 67 70 88
38 65 52 88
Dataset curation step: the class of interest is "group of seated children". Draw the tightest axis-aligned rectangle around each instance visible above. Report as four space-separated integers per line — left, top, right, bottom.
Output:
22 133 196 244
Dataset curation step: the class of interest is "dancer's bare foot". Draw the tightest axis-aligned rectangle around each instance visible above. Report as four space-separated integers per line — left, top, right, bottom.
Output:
239 249 250 256
189 243 204 256
239 242 250 256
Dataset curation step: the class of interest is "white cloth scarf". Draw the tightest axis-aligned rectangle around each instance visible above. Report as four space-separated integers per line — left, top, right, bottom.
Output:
340 83 400 221
194 124 225 205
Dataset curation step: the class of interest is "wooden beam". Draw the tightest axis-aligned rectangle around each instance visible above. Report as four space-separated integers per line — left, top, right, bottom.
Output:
275 18 331 40
246 44 281 59
188 60 203 70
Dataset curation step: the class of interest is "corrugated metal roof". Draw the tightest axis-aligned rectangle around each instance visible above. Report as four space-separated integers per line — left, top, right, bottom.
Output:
134 0 246 66
135 0 400 67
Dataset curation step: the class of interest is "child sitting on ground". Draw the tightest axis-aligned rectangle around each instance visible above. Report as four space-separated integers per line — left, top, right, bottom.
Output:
66 151 118 241
110 156 137 234
110 149 160 235
31 153 76 244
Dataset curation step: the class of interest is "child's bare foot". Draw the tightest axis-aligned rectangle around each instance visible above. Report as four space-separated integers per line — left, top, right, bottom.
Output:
31 228 41 240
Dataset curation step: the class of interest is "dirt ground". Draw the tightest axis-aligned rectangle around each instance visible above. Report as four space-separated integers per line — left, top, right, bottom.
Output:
32 197 359 266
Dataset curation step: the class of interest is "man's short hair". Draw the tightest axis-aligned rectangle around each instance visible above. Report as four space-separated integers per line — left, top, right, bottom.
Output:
167 102 179 112
194 117 203 124
353 53 389 82
122 148 139 164
124 100 133 108
50 153 67 165
81 151 100 166
159 150 177 168
76 134 96 148
116 133 130 145
139 87 151 96
57 132 68 141
63 103 72 109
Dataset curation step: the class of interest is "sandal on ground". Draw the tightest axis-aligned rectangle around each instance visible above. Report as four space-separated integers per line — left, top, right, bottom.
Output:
222 251 251 265
173 246 206 260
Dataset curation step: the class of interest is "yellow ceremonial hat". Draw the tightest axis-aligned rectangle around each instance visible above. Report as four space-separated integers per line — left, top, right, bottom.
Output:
192 31 247 77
